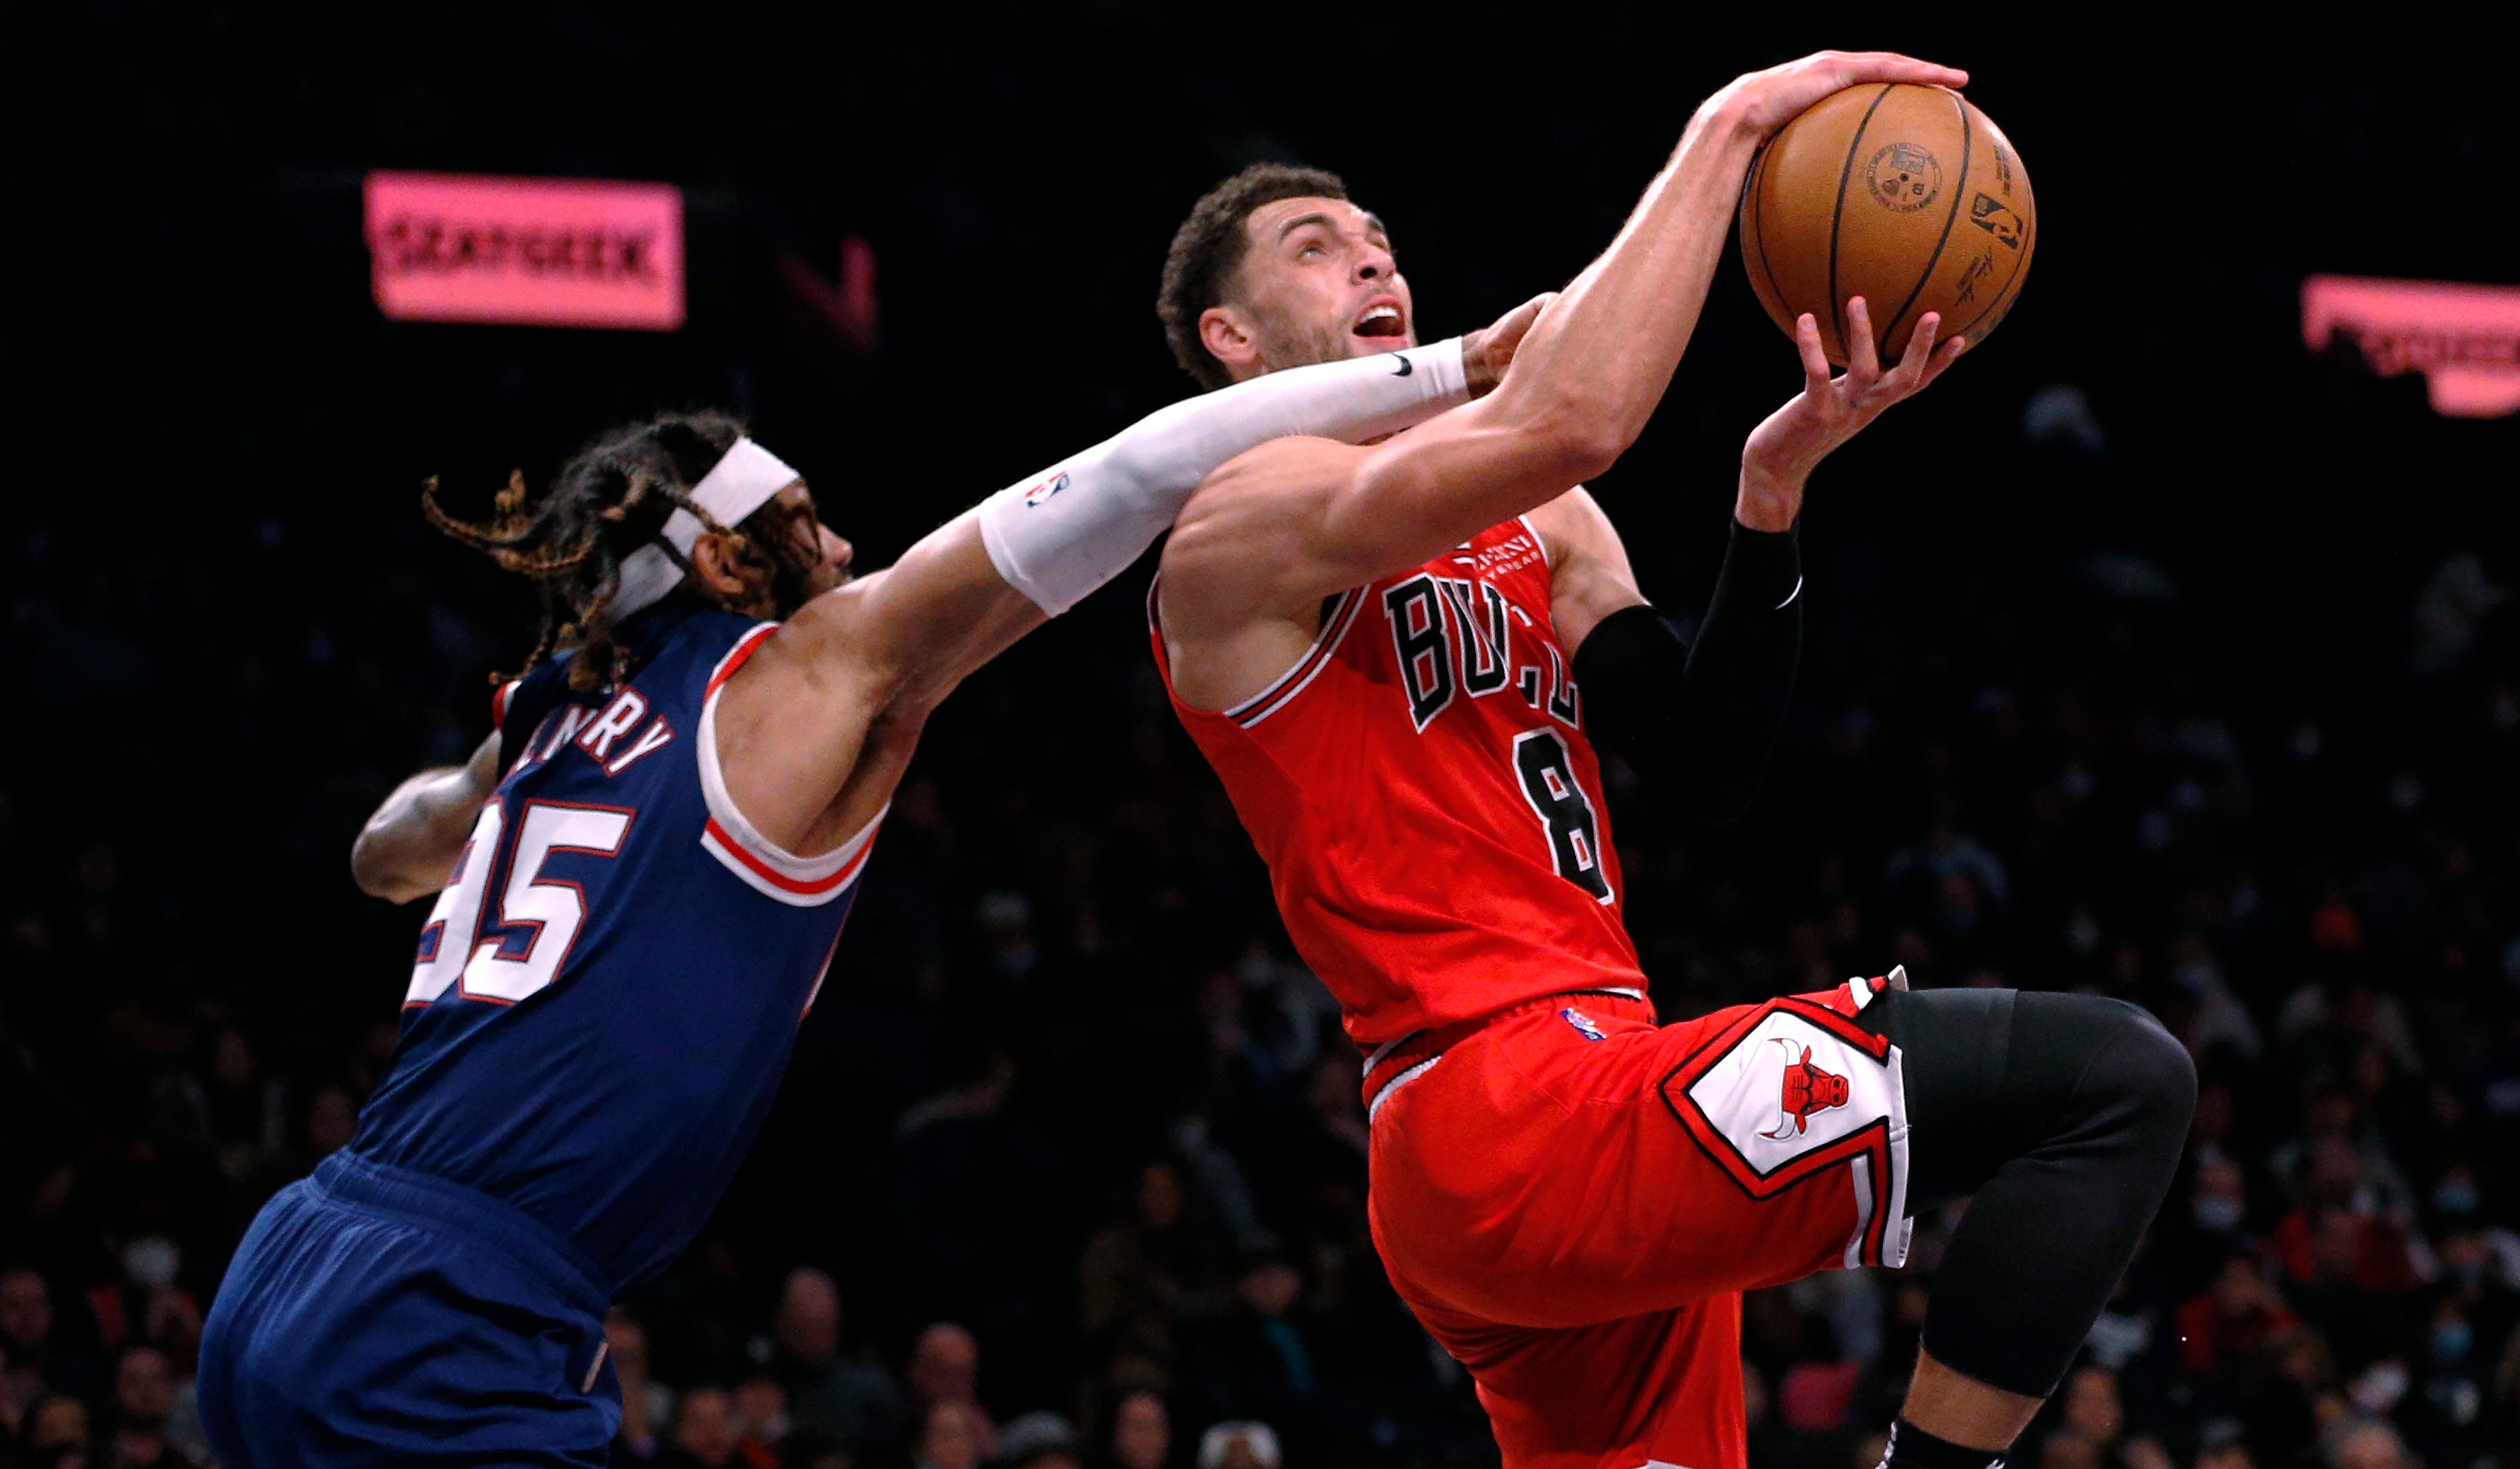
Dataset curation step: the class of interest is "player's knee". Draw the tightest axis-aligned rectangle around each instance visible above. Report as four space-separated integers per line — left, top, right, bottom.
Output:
2009 991 2193 1154
2074 996 2197 1157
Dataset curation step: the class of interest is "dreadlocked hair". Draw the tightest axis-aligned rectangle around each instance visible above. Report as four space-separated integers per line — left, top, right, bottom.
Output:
422 409 822 692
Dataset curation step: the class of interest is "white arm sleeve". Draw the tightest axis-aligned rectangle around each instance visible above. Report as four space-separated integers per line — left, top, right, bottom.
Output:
978 338 1470 615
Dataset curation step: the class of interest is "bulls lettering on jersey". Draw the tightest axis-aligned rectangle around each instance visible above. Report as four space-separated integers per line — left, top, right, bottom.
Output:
1156 517 1646 1048
355 603 878 1296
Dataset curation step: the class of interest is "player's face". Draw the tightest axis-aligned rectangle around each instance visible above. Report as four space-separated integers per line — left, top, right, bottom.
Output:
1208 195 1415 381
767 482 855 611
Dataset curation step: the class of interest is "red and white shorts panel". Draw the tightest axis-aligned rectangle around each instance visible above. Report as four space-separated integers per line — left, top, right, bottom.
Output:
1365 980 1911 1469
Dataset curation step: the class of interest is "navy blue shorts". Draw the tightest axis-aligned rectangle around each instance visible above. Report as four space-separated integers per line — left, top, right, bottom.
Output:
199 1152 621 1468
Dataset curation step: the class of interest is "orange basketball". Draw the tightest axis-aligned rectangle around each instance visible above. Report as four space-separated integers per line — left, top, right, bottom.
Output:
1738 83 2035 367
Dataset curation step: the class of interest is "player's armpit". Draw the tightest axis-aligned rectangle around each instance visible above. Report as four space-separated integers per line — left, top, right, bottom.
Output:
704 516 1038 849
351 729 500 904
1525 487 1646 654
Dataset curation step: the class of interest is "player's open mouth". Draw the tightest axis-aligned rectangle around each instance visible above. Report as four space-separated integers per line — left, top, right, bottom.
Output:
1352 299 1407 339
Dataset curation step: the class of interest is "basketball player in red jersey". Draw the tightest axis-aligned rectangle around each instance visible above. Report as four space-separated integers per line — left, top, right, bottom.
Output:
1151 52 2197 1469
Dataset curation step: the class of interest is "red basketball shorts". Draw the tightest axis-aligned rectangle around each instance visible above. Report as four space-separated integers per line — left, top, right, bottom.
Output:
1363 981 1914 1469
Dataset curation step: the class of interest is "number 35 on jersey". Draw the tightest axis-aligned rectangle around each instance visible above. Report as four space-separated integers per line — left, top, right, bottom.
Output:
409 797 634 1007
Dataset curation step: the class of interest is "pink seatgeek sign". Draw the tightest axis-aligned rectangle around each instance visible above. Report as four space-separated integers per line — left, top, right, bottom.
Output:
2302 275 2520 418
365 172 684 330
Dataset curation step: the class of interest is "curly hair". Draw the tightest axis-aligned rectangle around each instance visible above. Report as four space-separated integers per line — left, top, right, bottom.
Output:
422 410 822 692
1156 162 1349 390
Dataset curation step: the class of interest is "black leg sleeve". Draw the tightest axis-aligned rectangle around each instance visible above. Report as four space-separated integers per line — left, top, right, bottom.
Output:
1858 988 2198 1399
1573 518 1801 823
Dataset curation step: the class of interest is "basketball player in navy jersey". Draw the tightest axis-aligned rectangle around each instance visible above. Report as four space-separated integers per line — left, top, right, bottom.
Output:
195 305 1543 1466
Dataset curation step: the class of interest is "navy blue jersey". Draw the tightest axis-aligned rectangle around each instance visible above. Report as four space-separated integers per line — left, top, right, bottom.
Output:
352 603 876 1295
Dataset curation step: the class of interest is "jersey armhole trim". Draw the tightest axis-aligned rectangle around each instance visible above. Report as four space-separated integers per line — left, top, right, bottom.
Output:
695 622 883 907
1147 576 1366 731
1227 587 1366 729
491 678 521 731
1519 509 1554 569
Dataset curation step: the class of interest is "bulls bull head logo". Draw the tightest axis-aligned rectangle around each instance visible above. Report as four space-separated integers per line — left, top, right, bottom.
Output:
1760 1037 1851 1139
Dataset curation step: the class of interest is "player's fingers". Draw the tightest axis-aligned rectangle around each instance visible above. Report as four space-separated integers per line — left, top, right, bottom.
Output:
1794 313 1832 390
1845 297 1880 379
1892 313 1941 388
1479 292 1554 348
1919 334 1969 389
1830 52 1969 90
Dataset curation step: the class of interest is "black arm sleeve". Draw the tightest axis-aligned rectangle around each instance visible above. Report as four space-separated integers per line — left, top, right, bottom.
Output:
1571 517 1802 823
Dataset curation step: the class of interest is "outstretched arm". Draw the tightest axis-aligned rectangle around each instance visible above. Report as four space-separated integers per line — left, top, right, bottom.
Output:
1571 296 1968 823
1160 51 1968 639
792 302 1541 711
709 308 1540 853
351 730 500 903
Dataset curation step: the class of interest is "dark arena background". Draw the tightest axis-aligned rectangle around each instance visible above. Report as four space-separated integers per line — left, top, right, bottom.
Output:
5 5 2517 1469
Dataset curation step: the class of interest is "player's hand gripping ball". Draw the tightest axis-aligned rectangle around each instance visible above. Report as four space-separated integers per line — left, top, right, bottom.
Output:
1739 83 2035 367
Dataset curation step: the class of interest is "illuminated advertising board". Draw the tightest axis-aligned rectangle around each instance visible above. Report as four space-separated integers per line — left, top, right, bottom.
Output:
364 171 684 330
2302 275 2520 418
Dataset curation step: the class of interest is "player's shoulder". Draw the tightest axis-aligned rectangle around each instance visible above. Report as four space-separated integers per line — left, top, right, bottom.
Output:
1190 433 1368 506
1164 435 1365 576
508 606 769 716
730 571 892 677
667 605 783 670
492 648 586 748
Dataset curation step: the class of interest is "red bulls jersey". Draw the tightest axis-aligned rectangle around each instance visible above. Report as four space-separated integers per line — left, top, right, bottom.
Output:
1154 517 1646 1049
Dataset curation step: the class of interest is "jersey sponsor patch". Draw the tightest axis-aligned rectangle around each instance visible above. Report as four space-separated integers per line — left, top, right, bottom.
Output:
1657 994 1913 1267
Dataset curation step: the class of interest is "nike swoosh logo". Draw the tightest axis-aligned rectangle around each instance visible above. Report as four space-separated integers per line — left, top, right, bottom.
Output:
1390 354 1413 377
1776 576 1803 611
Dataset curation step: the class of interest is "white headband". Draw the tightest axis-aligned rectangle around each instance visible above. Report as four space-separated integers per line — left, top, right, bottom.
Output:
610 436 803 618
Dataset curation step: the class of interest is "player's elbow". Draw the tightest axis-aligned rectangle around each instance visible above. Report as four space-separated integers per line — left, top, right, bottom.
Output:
350 835 423 904
1516 391 1629 483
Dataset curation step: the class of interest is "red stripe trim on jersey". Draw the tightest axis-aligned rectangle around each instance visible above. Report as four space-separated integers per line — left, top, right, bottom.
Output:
1231 588 1365 729
705 622 782 700
491 679 520 731
702 815 876 895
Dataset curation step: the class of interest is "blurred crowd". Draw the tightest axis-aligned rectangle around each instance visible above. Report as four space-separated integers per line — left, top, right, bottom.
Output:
10 2 2518 1467
4 426 2517 1469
